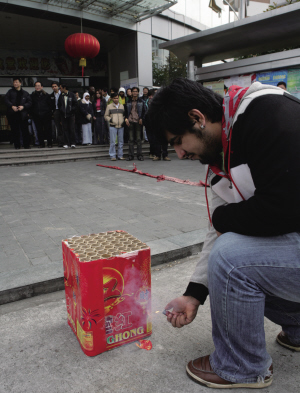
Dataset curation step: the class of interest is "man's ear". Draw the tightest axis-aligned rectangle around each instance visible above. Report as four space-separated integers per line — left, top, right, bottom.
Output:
187 109 206 126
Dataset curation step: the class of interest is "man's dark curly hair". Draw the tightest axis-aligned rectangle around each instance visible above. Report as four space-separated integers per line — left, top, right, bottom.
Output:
145 78 223 143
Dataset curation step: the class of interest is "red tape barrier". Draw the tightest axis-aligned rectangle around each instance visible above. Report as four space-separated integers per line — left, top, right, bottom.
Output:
97 163 208 187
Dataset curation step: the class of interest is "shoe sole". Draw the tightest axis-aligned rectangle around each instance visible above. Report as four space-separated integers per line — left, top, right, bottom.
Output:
276 336 300 351
186 366 273 389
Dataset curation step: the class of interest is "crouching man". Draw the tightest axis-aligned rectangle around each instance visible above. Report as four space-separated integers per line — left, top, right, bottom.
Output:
145 78 300 389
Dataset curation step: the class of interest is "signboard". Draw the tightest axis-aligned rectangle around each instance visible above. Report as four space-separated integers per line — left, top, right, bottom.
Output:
223 74 253 89
0 50 107 77
203 80 224 97
287 69 300 99
256 70 288 87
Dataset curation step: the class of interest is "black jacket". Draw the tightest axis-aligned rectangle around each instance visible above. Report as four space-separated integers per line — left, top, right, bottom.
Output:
49 91 62 112
31 90 52 118
184 88 300 305
78 101 94 124
125 97 146 121
212 93 300 237
58 91 77 118
92 98 106 116
5 87 32 121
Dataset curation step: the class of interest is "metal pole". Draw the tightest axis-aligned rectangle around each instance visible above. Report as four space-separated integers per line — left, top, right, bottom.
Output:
239 0 245 19
188 56 195 81
223 0 239 20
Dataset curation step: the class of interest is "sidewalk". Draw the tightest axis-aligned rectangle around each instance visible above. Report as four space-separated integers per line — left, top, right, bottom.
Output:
0 255 297 393
0 153 209 304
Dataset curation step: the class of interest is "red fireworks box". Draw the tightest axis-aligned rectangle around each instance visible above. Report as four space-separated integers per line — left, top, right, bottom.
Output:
63 230 152 357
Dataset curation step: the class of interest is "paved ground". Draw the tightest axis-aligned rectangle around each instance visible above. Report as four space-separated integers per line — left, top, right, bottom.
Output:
0 255 298 393
0 152 208 301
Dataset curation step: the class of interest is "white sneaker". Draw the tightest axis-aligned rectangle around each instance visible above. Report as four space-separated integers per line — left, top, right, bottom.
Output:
63 145 69 148
111 157 117 161
71 145 76 148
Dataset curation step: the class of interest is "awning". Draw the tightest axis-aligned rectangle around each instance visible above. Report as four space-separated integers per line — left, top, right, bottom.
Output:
40 0 177 23
159 2 300 64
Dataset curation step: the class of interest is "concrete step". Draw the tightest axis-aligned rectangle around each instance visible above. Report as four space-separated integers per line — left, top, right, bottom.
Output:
0 145 109 159
0 145 175 166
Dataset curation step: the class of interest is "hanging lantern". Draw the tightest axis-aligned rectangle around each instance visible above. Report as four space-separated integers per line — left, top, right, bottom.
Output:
65 33 100 76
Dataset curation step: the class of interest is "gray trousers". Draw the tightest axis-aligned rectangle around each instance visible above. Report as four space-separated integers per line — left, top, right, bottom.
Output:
128 122 143 157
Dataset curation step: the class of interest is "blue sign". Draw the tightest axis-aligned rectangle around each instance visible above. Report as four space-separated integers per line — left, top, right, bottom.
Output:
256 70 288 86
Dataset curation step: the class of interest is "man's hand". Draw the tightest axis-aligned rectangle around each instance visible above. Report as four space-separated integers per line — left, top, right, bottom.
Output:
164 296 200 328
139 119 143 125
17 106 24 111
12 106 18 112
125 119 130 127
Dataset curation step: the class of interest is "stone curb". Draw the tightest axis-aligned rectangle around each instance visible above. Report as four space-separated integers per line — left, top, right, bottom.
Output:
0 241 204 306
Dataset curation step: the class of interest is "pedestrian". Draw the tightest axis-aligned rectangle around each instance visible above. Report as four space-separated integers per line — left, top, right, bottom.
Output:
152 143 171 161
118 87 126 105
126 88 132 102
141 87 149 104
88 86 96 101
28 118 39 146
145 77 300 389
124 88 132 143
108 87 122 105
104 92 125 161
31 81 53 148
125 86 146 161
79 92 94 145
92 90 106 145
101 87 110 103
5 77 32 149
141 87 149 142
277 81 287 90
58 84 77 148
74 91 82 145
50 82 63 146
146 89 157 159
110 87 118 97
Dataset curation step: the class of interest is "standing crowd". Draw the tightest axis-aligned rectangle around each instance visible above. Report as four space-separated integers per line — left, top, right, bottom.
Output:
4 78 170 161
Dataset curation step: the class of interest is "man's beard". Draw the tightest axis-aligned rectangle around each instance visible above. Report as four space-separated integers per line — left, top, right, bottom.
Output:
195 127 223 166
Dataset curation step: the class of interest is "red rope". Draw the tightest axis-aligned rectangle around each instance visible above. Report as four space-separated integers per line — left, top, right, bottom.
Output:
205 167 212 226
97 163 208 187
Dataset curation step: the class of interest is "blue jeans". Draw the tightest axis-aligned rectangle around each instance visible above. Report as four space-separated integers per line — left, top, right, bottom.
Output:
109 127 124 158
208 232 300 383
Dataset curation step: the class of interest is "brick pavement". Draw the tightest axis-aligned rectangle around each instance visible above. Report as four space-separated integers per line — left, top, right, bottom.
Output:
0 153 209 303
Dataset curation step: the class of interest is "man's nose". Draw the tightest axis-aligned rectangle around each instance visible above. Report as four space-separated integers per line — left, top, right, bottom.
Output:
174 145 186 159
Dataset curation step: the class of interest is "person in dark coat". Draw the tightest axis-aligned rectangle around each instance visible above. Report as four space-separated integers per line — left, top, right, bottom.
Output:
124 87 146 161
5 77 32 149
50 82 63 146
92 90 107 145
58 85 77 148
31 81 53 148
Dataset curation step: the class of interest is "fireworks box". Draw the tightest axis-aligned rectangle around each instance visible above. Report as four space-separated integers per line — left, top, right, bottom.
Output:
63 230 152 357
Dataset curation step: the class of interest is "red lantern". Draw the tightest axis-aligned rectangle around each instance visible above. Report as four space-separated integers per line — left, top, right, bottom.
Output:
65 33 100 76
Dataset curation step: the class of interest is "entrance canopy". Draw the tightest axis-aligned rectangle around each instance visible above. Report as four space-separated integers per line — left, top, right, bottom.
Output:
29 0 177 23
160 3 300 64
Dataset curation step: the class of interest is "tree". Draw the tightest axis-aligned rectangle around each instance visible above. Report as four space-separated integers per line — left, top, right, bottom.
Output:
265 0 300 12
153 52 187 86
